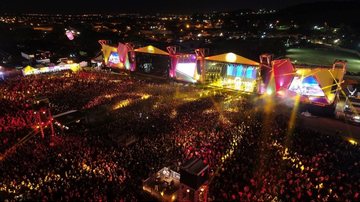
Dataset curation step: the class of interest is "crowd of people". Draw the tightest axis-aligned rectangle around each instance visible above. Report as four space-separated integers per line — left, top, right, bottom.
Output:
0 71 359 201
0 71 134 152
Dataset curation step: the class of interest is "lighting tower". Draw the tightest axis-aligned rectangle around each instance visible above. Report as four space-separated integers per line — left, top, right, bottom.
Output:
32 97 55 144
167 46 178 78
195 48 206 83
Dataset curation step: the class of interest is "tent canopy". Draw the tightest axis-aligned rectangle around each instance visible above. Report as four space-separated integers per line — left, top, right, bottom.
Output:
22 65 35 74
134 45 169 56
205 52 259 66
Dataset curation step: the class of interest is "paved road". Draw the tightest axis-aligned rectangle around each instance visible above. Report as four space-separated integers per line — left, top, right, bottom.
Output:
299 115 360 142
254 96 360 143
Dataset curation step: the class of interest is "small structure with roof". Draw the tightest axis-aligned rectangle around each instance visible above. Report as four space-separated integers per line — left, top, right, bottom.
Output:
178 158 209 202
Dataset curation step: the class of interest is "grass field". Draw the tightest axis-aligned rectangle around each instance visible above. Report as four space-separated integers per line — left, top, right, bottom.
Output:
286 48 360 73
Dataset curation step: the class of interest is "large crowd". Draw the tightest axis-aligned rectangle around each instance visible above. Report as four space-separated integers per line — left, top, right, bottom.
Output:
0 71 133 152
0 71 359 201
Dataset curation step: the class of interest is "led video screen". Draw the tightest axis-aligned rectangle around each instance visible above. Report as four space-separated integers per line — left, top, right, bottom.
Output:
108 52 120 65
226 64 257 80
176 63 196 77
175 54 199 82
288 76 325 97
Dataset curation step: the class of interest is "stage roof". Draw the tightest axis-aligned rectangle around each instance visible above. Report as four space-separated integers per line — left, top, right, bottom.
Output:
134 45 169 56
205 52 259 66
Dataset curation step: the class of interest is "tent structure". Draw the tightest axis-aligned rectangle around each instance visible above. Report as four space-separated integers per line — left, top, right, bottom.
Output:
205 52 259 66
22 65 36 75
134 45 169 56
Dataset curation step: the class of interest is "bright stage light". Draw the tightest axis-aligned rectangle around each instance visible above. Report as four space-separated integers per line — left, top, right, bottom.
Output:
244 81 255 92
296 69 304 75
266 89 273 95
234 78 241 90
225 53 237 63
141 94 151 100
147 46 155 53
348 139 358 145
277 90 285 96
113 99 131 110
195 74 200 81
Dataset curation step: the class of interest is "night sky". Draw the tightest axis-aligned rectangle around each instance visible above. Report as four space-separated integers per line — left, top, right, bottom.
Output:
0 0 352 13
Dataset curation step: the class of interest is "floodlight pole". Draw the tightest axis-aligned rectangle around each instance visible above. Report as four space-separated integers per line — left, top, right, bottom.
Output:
35 111 45 139
167 46 178 78
195 48 206 83
126 43 136 71
48 108 55 144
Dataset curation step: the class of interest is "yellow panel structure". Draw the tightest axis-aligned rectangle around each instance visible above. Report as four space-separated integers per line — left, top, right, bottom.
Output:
314 67 345 104
101 44 127 69
295 66 346 104
134 45 169 56
205 52 259 66
69 63 81 72
102 44 117 64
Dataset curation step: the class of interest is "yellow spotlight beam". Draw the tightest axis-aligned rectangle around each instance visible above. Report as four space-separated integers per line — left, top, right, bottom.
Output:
287 93 301 136
321 83 341 90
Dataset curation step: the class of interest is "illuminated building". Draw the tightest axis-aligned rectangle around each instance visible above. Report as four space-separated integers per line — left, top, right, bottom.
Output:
143 159 209 202
143 167 180 201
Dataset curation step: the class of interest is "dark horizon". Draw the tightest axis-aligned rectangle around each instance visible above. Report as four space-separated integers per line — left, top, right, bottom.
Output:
0 0 355 14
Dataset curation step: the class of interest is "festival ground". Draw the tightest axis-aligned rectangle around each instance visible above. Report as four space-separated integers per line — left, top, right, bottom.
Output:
0 71 359 201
